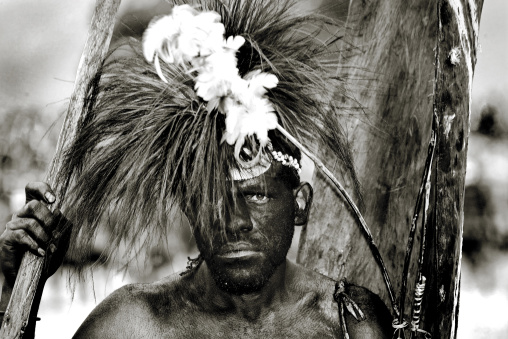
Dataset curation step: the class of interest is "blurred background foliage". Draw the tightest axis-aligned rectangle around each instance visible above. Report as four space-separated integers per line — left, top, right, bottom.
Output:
0 106 60 225
0 0 507 338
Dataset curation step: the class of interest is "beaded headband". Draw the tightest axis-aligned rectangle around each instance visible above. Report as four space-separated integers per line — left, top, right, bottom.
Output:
271 150 301 174
230 143 301 181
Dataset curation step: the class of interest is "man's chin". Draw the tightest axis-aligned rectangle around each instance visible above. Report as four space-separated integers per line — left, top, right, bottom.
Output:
207 260 278 295
213 274 267 295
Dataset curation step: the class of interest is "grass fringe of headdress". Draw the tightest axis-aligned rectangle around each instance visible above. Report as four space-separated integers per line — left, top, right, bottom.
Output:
55 0 361 274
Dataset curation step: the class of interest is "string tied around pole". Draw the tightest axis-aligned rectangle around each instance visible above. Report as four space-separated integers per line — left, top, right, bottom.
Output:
392 318 408 339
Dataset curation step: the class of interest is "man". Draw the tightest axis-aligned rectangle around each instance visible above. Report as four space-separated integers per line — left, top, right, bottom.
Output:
1 172 391 338
1 0 393 337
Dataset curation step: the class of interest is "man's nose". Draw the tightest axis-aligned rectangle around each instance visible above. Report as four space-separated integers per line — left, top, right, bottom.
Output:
226 199 253 234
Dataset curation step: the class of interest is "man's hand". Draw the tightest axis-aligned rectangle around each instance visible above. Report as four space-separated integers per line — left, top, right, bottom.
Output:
0 182 70 287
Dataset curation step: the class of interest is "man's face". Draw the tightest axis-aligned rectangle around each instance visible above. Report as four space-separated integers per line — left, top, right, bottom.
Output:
194 168 297 294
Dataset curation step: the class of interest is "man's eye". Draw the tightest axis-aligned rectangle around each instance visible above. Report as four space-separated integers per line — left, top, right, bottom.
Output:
245 194 270 203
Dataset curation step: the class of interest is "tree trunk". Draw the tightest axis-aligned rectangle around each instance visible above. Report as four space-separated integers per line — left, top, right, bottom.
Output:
297 0 482 338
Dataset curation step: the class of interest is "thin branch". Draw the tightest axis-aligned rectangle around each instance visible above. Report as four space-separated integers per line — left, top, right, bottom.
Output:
397 112 438 330
276 123 399 316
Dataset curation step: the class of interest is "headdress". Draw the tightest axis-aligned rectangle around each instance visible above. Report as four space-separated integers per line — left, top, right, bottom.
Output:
56 0 359 267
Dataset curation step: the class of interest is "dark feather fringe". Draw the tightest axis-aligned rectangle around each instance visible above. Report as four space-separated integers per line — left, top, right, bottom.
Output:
55 0 361 273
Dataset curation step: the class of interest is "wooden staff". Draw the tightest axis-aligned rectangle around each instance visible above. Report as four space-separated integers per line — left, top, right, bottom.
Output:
0 0 121 337
423 1 483 337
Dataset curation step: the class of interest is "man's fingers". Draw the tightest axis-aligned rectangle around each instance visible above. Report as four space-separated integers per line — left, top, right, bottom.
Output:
16 200 58 234
11 229 46 257
25 182 56 204
7 218 50 245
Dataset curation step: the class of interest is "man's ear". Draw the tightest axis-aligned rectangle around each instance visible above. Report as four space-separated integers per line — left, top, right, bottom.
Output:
294 182 313 226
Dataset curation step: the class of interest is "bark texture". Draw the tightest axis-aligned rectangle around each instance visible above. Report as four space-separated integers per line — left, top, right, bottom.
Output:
297 0 482 338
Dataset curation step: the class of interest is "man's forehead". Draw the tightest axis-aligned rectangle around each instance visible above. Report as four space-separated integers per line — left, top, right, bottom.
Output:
233 165 285 189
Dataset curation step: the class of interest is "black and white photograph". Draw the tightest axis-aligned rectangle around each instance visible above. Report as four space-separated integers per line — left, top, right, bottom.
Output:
0 0 506 338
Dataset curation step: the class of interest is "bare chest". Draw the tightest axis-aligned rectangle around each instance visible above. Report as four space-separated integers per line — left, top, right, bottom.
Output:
193 317 340 339
157 301 342 339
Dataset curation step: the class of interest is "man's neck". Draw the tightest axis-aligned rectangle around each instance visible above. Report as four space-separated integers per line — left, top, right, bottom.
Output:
196 260 289 321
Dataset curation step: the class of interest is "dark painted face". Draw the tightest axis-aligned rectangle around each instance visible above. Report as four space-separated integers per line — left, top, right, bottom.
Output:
194 168 297 294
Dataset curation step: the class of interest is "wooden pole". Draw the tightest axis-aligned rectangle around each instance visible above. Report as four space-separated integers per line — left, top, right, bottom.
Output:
0 0 121 337
423 1 483 337
298 0 482 337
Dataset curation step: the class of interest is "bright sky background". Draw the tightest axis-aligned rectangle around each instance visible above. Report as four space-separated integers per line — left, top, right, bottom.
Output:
471 0 508 126
0 0 161 115
1 0 505 120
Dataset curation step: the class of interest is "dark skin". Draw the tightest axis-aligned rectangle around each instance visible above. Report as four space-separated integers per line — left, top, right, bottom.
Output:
0 183 68 287
0 169 392 338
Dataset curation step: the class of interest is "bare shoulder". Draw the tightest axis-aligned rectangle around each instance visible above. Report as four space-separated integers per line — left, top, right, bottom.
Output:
287 261 392 339
72 273 191 339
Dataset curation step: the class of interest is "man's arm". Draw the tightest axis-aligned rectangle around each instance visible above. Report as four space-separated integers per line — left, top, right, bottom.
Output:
343 285 393 339
72 284 161 339
72 286 131 339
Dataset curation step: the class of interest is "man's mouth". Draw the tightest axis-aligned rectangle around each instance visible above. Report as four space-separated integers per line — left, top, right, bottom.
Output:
215 242 262 260
219 250 259 259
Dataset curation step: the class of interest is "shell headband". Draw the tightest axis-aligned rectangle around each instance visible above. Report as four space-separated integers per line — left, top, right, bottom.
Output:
142 4 300 175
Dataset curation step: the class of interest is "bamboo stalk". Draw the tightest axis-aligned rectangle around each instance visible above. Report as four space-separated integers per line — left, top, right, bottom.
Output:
0 1 121 337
